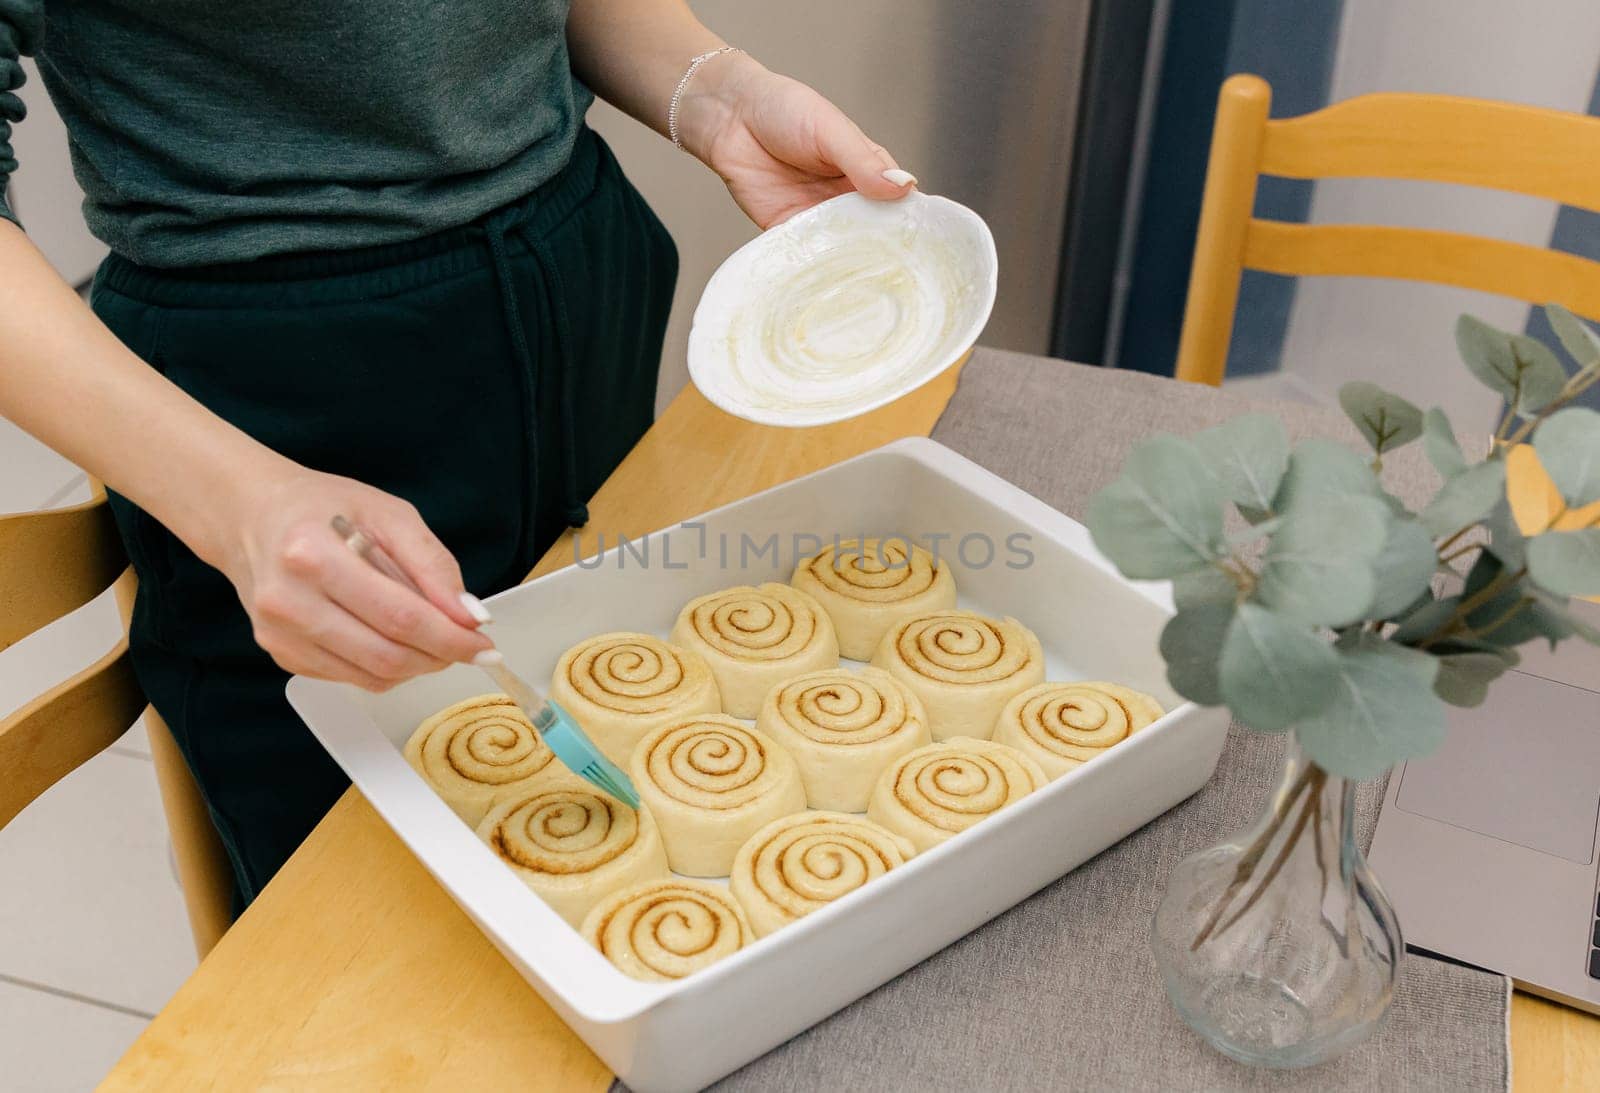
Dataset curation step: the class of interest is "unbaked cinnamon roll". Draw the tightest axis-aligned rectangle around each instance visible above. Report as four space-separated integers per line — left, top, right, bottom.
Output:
548 632 721 767
868 737 1046 852
581 879 754 982
756 667 931 812
993 681 1164 779
630 715 806 876
870 610 1045 741
404 694 560 825
730 811 915 937
669 583 839 717
791 538 957 660
477 784 669 927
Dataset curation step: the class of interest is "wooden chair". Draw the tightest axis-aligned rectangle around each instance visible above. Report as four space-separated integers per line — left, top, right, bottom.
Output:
1177 75 1600 597
0 485 233 957
1176 73 1600 387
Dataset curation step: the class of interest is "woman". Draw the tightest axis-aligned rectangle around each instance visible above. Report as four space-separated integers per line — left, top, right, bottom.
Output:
0 0 913 908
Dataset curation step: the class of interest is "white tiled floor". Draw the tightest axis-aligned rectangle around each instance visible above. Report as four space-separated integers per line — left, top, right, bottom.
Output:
1 424 196 1089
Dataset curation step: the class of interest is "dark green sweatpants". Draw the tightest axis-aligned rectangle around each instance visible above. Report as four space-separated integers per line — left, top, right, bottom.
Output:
92 129 676 908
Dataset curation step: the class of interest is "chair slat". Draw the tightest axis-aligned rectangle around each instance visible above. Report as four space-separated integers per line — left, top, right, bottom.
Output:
0 490 127 652
0 635 146 828
1260 93 1600 215
1242 220 1600 323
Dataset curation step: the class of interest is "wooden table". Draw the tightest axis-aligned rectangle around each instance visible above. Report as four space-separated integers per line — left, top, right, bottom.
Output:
103 361 1598 1091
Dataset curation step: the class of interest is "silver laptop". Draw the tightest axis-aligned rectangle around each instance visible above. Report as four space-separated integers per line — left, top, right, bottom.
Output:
1370 599 1600 1014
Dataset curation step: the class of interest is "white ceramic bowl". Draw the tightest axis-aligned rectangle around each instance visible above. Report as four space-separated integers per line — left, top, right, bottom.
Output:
687 191 998 427
288 439 1228 1093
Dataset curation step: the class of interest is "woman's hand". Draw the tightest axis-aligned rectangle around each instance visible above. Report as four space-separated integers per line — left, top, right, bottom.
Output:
212 467 492 692
677 54 915 229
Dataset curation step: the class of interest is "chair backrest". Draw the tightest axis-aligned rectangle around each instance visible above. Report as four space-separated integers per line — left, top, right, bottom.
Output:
1175 74 1600 386
0 486 233 955
0 488 144 826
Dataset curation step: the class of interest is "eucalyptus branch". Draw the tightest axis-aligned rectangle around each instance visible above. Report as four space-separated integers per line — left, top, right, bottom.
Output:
1454 596 1536 645
1503 366 1600 447
1492 402 1518 445
1439 539 1484 566
1206 771 1325 944
1215 554 1258 599
1191 764 1317 951
1415 566 1528 650
1434 525 1476 559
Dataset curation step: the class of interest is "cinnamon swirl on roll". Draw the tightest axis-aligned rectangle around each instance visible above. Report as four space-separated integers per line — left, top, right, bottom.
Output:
669 583 839 717
477 784 670 927
549 632 721 767
404 694 561 825
582 879 754 982
756 667 931 812
730 812 915 937
791 538 957 660
993 681 1164 779
868 737 1046 852
870 610 1045 741
630 715 807 876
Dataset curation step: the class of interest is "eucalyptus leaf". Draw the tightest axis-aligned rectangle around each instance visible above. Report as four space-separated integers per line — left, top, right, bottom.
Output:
1294 642 1447 780
1172 565 1241 611
1482 497 1527 569
1419 459 1507 537
1390 594 1460 645
1273 438 1383 515
1433 650 1516 707
1526 528 1600 597
1458 551 1532 645
1545 302 1600 369
1532 407 1600 506
1255 495 1390 626
1537 591 1600 644
1422 408 1469 480
1510 335 1571 411
1339 382 1424 456
1218 604 1340 731
1160 603 1236 706
1455 551 1569 647
1454 315 1568 412
1085 435 1226 579
1191 414 1290 514
1226 518 1283 550
1367 517 1439 619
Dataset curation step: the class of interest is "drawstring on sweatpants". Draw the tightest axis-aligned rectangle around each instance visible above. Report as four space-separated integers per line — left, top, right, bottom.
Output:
483 208 590 534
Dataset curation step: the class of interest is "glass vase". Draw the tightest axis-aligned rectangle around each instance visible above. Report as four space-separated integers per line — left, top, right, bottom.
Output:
1151 731 1403 1068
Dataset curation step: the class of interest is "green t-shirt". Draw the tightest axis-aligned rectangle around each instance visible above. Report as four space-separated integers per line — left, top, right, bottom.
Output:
0 0 592 267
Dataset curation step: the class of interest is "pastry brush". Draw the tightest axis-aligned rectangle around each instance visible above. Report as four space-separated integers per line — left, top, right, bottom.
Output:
329 515 640 808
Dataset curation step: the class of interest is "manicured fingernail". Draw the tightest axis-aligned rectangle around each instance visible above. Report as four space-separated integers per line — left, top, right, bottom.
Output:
882 168 917 188
472 650 504 668
459 592 493 624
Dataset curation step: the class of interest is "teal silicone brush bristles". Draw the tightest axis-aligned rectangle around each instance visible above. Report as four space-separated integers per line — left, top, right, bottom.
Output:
473 650 641 809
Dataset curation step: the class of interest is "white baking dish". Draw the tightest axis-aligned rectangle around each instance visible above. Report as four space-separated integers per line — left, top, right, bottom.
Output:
288 438 1229 1093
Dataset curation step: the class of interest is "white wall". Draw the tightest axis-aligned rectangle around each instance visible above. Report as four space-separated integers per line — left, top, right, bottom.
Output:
1274 0 1600 432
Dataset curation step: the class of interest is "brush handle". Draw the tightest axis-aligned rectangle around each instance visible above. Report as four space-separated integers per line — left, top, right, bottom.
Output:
330 515 558 732
474 655 557 733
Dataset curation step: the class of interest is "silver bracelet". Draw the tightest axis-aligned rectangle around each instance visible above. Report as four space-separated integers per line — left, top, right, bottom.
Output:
668 46 744 153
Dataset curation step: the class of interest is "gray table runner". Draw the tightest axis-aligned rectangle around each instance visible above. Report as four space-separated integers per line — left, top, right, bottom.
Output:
658 350 1509 1092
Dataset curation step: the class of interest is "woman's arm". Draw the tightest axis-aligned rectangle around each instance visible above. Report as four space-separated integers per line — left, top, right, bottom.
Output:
0 220 490 687
566 0 915 228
